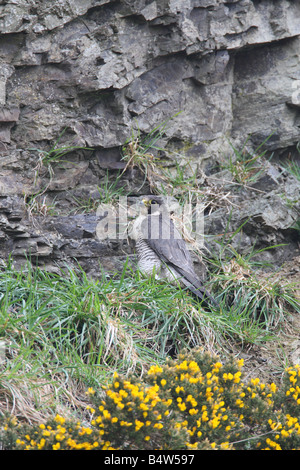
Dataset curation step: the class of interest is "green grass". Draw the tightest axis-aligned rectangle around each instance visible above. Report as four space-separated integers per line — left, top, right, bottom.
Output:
283 159 300 181
218 134 275 186
120 113 181 192
281 142 300 181
26 128 93 217
204 218 299 330
2 123 300 427
0 249 299 423
30 127 93 168
71 171 129 214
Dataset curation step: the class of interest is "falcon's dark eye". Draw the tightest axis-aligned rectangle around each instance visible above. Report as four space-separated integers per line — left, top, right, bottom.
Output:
150 200 158 205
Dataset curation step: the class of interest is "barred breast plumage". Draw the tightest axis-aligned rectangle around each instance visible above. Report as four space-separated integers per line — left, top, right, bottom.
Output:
135 237 162 277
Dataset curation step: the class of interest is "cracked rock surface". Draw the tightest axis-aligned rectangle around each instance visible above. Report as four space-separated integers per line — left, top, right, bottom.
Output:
0 0 299 274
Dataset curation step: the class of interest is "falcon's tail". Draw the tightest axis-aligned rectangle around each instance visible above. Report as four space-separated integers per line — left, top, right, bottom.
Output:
176 268 219 308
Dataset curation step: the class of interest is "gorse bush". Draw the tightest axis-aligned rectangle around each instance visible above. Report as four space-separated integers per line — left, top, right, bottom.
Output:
2 348 300 450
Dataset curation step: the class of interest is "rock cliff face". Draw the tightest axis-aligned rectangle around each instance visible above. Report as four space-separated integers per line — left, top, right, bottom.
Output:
0 0 299 275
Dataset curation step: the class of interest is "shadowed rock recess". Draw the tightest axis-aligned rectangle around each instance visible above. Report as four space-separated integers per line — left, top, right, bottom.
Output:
0 0 299 276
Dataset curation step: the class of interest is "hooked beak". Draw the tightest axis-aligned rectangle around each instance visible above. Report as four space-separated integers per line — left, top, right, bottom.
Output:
142 198 151 207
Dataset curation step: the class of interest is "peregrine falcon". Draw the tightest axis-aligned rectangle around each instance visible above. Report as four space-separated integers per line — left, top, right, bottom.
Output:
129 195 217 307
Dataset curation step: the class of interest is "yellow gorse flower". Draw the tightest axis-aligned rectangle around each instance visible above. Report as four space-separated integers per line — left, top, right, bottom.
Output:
148 365 163 375
12 351 300 451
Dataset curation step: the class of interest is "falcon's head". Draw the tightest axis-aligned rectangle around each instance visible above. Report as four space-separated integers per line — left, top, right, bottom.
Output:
127 195 180 220
141 196 178 217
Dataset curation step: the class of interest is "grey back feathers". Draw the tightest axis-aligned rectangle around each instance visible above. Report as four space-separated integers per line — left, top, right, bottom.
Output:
131 196 218 307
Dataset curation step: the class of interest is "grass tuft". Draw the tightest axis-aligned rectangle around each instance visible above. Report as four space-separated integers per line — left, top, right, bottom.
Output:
0 250 298 424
